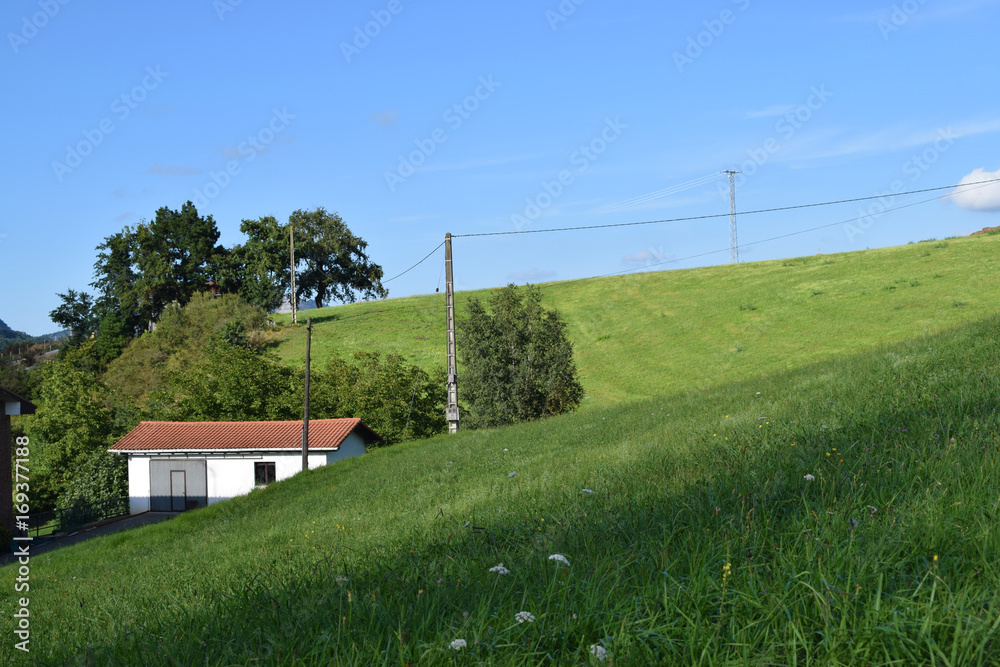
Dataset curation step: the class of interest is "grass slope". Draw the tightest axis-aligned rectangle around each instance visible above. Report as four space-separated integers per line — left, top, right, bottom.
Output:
4 315 1000 664
269 235 1000 407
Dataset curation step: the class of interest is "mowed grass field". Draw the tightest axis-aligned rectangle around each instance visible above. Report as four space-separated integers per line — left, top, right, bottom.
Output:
270 234 1000 406
3 235 999 664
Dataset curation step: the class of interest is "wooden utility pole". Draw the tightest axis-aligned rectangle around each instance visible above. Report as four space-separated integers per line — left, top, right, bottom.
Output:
289 226 298 325
444 233 459 433
301 317 312 470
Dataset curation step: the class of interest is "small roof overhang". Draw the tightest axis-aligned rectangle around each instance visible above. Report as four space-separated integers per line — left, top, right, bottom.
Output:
0 386 36 417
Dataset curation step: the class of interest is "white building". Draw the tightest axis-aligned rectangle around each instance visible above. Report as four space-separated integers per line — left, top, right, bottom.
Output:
108 418 380 514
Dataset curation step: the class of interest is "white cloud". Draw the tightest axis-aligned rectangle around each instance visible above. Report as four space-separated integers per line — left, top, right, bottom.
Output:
623 249 664 263
146 164 202 176
371 109 399 128
744 105 795 119
952 168 1000 211
789 118 1000 163
590 172 722 215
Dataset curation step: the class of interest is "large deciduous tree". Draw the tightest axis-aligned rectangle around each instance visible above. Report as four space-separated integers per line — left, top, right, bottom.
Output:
92 226 146 336
134 201 226 318
219 216 289 313
91 202 226 333
290 208 387 309
459 284 584 429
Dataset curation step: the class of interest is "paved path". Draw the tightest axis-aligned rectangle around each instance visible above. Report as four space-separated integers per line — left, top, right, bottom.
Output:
2 512 176 564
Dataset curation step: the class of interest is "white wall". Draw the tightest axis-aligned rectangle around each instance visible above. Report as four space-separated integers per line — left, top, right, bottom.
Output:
208 452 328 502
128 456 151 514
123 437 368 514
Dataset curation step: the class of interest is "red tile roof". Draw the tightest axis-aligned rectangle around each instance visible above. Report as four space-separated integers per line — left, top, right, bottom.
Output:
108 418 380 452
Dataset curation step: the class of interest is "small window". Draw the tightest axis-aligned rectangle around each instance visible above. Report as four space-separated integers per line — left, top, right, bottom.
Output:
254 462 276 486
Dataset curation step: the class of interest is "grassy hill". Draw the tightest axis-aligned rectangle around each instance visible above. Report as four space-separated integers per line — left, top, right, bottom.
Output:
4 236 1000 664
269 234 1000 406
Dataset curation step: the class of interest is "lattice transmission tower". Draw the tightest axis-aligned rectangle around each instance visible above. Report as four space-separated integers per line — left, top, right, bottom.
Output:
722 170 741 263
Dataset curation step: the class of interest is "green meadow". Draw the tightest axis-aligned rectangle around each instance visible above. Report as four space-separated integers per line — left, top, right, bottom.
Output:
3 235 1000 665
271 234 1000 406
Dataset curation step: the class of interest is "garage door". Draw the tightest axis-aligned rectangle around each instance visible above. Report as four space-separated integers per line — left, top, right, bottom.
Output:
150 459 208 511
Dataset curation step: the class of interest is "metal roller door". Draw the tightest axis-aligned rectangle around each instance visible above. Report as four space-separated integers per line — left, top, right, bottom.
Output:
149 459 207 511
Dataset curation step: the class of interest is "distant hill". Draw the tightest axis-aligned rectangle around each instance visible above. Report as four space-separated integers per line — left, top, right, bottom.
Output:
0 318 34 348
0 317 66 351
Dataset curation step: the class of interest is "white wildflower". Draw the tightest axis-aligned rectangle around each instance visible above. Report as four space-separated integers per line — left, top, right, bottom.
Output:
582 489 594 494
449 638 467 650
335 576 349 583
804 474 815 482
489 563 510 575
590 644 608 661
515 611 535 623
548 554 571 566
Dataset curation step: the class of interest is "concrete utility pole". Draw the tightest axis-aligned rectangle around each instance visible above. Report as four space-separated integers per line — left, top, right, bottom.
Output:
301 317 312 471
723 170 741 264
444 233 459 433
289 226 297 325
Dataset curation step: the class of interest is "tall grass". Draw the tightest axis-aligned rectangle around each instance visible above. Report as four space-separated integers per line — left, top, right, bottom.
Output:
270 234 1000 407
4 316 999 664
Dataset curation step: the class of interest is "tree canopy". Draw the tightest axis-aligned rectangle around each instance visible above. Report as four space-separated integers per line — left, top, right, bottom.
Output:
91 202 225 335
219 215 289 313
290 207 387 309
458 284 584 429
48 289 96 346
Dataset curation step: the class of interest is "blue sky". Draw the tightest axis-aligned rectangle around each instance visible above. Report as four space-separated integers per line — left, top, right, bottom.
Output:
2 0 999 335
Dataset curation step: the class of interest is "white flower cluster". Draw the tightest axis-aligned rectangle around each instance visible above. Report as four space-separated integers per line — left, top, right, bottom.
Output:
548 554 570 566
590 644 608 661
449 638 467 650
489 563 510 575
515 611 535 623
803 474 815 481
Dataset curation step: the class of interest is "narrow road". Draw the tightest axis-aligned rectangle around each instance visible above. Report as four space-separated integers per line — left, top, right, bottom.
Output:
2 512 176 564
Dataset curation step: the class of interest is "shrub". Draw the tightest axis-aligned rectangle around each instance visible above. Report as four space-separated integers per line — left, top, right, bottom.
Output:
459 284 584 429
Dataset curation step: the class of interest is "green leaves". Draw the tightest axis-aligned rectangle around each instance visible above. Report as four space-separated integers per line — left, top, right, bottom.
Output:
459 284 584 429
92 201 225 336
220 215 290 313
48 289 96 346
21 344 134 509
157 342 298 422
311 351 446 445
289 208 388 309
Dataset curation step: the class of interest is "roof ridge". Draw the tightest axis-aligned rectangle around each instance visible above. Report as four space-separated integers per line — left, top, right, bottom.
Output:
136 418 361 426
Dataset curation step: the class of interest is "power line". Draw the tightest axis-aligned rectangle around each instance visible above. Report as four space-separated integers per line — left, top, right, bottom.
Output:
451 178 1000 239
383 240 445 283
590 183 986 280
381 177 1000 290
402 254 445 442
